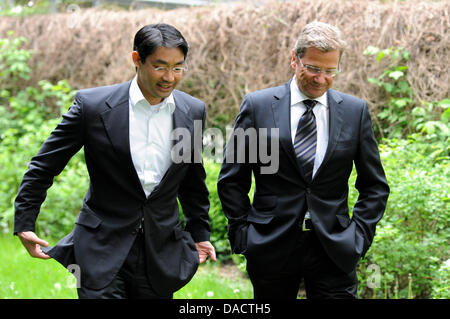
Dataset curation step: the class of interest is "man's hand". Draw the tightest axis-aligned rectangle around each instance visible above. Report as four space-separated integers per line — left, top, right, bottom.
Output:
17 231 51 259
195 241 217 263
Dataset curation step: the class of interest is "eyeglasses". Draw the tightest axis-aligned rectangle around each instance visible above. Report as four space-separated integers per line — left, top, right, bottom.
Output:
298 59 339 78
149 64 188 74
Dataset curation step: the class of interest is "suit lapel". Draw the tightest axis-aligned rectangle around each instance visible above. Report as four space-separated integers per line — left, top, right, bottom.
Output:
100 81 145 198
271 81 305 179
172 90 194 145
313 89 344 180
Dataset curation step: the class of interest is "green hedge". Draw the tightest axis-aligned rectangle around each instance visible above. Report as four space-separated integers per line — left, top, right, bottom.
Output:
356 138 449 298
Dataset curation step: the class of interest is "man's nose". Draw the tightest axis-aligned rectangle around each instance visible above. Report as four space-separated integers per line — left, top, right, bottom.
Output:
162 69 175 82
313 73 327 84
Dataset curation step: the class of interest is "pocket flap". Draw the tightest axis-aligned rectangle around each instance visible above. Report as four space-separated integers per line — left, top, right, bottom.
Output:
75 210 102 229
252 195 277 211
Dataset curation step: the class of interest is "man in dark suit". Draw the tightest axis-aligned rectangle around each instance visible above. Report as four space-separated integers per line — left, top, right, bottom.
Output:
14 23 216 299
218 21 389 299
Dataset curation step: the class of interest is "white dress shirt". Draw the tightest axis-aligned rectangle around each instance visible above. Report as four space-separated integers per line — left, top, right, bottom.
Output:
129 76 176 197
290 76 329 178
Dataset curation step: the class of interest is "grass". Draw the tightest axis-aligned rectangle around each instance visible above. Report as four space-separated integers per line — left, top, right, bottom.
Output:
174 262 253 299
0 234 252 299
0 234 78 299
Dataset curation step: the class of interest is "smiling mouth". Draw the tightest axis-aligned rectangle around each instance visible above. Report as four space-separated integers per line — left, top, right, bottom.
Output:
157 83 173 91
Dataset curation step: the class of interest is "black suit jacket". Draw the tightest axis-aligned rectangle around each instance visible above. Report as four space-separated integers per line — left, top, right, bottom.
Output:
14 81 210 295
218 81 389 274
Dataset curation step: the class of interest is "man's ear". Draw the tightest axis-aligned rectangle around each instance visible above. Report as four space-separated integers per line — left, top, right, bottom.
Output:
290 50 297 70
132 51 141 68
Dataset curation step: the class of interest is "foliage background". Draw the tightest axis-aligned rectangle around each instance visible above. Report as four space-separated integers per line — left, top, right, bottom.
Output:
0 0 448 299
0 0 448 135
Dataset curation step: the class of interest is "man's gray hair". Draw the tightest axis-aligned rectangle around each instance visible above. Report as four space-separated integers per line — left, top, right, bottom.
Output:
293 21 347 58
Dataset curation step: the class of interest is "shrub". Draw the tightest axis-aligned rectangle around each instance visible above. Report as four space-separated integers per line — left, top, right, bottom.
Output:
364 46 414 138
0 33 83 237
356 48 449 298
357 137 449 298
430 259 450 299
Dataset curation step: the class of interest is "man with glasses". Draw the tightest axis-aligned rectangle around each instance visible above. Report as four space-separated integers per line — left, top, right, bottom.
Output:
218 21 389 298
14 23 216 298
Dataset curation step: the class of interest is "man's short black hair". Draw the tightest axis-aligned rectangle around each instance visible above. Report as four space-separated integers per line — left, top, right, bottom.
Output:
133 23 189 63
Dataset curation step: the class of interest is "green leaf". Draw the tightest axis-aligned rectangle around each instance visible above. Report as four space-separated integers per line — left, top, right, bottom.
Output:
438 98 450 109
377 109 389 119
412 107 426 117
422 122 436 134
435 122 449 135
393 98 408 108
396 66 409 71
377 51 385 63
391 113 398 122
383 83 395 93
368 77 379 85
398 81 410 94
441 108 450 122
388 71 404 80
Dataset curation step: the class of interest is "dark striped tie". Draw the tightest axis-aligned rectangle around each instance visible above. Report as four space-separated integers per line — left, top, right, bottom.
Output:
294 99 318 182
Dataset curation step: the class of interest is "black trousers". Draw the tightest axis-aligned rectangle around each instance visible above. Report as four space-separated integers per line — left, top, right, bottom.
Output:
246 228 358 299
77 230 173 299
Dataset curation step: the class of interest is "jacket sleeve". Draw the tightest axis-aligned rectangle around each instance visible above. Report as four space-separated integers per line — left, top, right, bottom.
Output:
14 93 84 234
352 102 390 256
177 104 211 243
217 95 255 254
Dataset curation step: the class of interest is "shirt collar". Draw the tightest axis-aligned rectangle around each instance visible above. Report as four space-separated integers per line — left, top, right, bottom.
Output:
290 76 328 108
129 76 176 114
